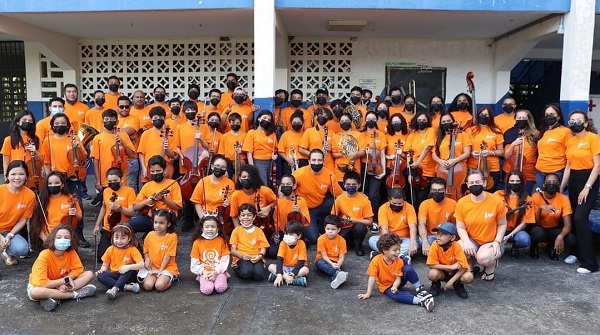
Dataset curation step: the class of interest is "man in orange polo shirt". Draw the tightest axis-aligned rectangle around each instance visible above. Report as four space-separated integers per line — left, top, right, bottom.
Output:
63 84 89 127
104 75 122 111
146 86 172 118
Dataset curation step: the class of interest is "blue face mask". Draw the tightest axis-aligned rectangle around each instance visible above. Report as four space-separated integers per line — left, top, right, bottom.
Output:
345 185 358 195
54 238 71 251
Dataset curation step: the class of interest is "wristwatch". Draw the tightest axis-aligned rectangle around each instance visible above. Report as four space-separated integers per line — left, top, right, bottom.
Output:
585 183 592 189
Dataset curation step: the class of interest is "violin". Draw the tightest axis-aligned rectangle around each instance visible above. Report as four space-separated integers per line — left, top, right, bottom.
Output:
107 191 122 231
286 195 309 226
366 131 383 176
466 72 476 128
138 177 181 217
504 131 527 182
436 123 466 200
60 194 77 228
288 145 299 172
218 186 232 235
255 193 275 237
158 125 175 179
25 140 43 190
386 140 406 189
478 141 494 190
405 150 429 190
66 130 88 180
180 115 209 200
111 128 128 171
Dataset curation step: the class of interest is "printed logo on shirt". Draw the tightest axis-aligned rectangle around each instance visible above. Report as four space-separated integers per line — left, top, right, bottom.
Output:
251 238 257 246
78 110 86 116
161 243 168 251
445 212 451 220
293 253 299 260
59 268 68 277
268 138 273 144
486 135 496 139
333 246 339 253
123 256 131 264
449 255 456 262
547 137 557 143
203 248 219 264
352 206 361 212
578 142 586 149
320 183 328 190
17 202 27 209
117 196 125 201
400 215 406 222
455 141 462 145
484 212 495 219
60 202 71 210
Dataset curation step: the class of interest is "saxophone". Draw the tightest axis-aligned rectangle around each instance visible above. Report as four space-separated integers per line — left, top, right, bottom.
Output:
337 133 359 173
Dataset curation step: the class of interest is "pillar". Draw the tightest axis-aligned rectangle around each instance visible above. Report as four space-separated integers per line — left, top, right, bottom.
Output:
253 0 276 115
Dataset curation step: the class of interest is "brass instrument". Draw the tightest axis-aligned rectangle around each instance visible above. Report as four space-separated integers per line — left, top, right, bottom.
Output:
345 104 363 130
77 123 100 148
408 79 416 101
337 133 359 173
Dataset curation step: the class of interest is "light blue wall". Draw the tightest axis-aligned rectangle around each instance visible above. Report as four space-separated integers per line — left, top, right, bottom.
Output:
0 0 253 12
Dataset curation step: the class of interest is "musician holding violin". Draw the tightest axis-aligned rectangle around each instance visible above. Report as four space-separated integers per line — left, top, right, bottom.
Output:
228 164 276 229
468 106 504 193
278 111 308 176
242 110 277 187
137 106 178 183
1 110 42 181
90 109 135 196
40 113 90 247
384 113 408 189
361 111 387 223
433 111 471 200
93 167 136 261
403 110 436 210
30 171 82 244
190 155 235 228
503 109 538 194
115 96 142 193
217 112 247 178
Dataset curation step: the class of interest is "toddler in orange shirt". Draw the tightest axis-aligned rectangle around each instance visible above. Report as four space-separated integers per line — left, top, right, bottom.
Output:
190 216 231 295
267 220 309 287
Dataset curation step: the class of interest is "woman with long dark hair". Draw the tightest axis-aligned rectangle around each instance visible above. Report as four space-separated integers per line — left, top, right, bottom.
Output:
1 110 41 174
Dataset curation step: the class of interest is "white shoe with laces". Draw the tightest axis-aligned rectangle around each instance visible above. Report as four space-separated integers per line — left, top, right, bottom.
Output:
564 255 578 265
576 267 592 274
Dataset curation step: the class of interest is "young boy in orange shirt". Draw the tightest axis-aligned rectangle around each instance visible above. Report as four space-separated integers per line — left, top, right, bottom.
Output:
268 220 309 287
357 233 435 312
315 215 348 289
426 222 473 299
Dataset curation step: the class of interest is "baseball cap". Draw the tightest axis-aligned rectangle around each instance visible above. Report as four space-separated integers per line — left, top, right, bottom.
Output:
432 222 457 236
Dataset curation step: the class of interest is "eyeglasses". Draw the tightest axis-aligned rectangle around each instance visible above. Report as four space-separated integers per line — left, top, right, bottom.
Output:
118 105 131 109
568 120 585 126
467 181 483 186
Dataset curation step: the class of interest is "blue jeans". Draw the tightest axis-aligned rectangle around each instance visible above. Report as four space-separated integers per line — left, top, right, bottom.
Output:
97 270 135 291
128 214 153 234
306 196 334 245
315 258 342 280
369 235 422 256
505 230 531 249
383 264 420 304
127 158 140 193
1 232 29 257
534 169 564 193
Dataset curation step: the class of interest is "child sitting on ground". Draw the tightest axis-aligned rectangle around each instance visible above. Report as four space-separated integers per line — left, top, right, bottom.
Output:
190 216 231 295
357 233 435 312
314 215 348 289
426 222 473 299
268 220 309 287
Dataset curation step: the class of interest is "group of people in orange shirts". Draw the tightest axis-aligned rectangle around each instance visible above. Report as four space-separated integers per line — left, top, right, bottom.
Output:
1 73 599 312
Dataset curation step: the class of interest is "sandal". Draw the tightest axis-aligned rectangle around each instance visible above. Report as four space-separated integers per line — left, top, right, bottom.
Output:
2 251 17 266
481 266 495 281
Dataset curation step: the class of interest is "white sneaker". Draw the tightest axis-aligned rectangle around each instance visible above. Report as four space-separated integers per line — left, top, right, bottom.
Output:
564 255 578 265
330 271 348 289
419 294 435 312
577 267 592 274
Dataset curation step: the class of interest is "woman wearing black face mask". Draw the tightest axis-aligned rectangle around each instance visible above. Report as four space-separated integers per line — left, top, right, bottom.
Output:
2 110 41 177
455 169 507 281
534 103 571 191
401 94 417 125
467 106 504 192
494 170 534 259
298 108 335 173
385 113 409 191
404 111 436 210
529 173 576 261
30 171 83 244
448 93 474 130
558 110 600 274
229 164 276 228
331 113 367 185
190 155 235 227
201 112 223 162
242 110 277 187
278 112 308 176
503 109 538 194
374 101 390 131
360 111 387 224
427 95 445 133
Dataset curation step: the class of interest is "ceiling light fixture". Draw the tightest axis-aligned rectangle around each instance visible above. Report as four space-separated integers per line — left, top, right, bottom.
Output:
327 20 367 32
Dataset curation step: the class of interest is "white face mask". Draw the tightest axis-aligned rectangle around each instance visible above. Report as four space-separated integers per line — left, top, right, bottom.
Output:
201 231 218 240
243 225 256 233
50 107 64 115
283 234 297 245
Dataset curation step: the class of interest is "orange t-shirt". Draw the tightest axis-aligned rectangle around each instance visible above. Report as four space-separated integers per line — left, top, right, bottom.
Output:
366 254 404 293
467 127 503 172
29 249 84 287
137 127 178 181
535 126 572 173
293 166 343 209
100 186 136 231
242 129 276 160
198 125 222 154
493 191 536 231
190 237 231 272
223 105 253 133
173 122 199 152
418 198 457 235
280 106 312 131
130 106 151 129
451 111 473 129
190 176 235 214
426 241 469 270
278 130 308 160
218 131 247 162
64 101 89 125
1 135 35 165
117 114 141 134
35 117 53 141
229 225 270 264
41 135 85 174
331 192 374 229
325 119 345 135
403 128 436 177
274 197 311 229
378 202 416 238
84 108 108 132
146 102 172 119
385 132 408 169
218 91 252 111
331 130 367 182
143 231 179 276
566 132 600 170
135 178 183 216
103 93 121 111
305 105 332 130
102 245 143 272
531 192 572 229
361 129 387 164
437 131 472 166
45 194 82 234
315 234 347 263
277 239 307 267
495 113 515 134
502 135 538 182
229 186 277 218
0 184 35 232
430 113 441 133
454 192 507 245
299 126 334 171
90 131 135 187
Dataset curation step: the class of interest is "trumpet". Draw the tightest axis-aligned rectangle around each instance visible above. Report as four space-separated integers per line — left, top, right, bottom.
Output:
77 122 100 148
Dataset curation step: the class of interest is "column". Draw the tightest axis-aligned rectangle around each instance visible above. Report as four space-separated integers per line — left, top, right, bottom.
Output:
559 0 596 118
24 41 44 121
253 0 276 115
493 70 511 114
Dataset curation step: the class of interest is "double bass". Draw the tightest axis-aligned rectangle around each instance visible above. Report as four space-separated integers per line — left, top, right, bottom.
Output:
25 140 43 190
436 123 466 200
158 125 175 179
386 140 406 189
66 130 88 180
180 115 209 200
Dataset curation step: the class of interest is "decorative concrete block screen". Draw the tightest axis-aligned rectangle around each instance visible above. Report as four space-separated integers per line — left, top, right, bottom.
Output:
79 40 255 103
289 42 353 102
40 53 65 99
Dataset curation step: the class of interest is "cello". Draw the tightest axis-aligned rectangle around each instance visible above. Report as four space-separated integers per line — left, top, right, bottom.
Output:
66 130 88 180
436 123 466 200
386 140 406 189
366 131 383 176
478 141 495 189
180 115 209 200
25 140 44 190
159 125 175 179
466 72 477 128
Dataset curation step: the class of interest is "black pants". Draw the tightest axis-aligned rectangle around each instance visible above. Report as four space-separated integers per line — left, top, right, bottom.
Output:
568 169 599 272
361 163 383 223
528 226 576 251
182 199 197 232
306 195 334 244
267 232 284 259
340 223 367 250
234 260 265 281
97 229 112 261
407 183 430 214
